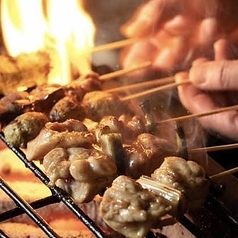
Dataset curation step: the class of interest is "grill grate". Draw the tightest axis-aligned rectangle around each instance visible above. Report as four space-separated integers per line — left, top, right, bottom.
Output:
0 132 238 238
0 132 105 238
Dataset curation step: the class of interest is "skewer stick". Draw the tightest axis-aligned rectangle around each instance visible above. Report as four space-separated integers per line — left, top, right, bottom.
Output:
107 76 174 93
157 104 238 124
189 143 238 153
99 61 152 81
121 80 190 101
210 167 238 179
92 38 138 53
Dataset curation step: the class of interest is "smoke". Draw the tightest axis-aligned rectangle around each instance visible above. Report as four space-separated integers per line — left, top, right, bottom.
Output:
83 1 209 167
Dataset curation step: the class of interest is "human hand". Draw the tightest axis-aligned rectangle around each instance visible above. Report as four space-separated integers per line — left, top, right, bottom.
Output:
176 39 238 141
120 0 238 81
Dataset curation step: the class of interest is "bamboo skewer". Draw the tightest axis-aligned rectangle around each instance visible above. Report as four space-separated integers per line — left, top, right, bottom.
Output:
189 143 238 153
91 38 138 53
188 143 238 179
157 104 238 124
210 167 238 179
121 80 190 101
107 76 175 93
99 61 152 81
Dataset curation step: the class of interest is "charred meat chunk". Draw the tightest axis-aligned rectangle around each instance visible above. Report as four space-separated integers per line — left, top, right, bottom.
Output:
3 111 49 148
0 84 65 126
119 114 145 142
49 96 86 122
100 175 169 238
151 156 210 210
0 91 31 127
43 147 117 203
124 133 177 178
65 72 101 100
28 84 65 113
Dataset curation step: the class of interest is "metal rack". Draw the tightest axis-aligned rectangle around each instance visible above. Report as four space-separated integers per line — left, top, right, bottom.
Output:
0 132 238 238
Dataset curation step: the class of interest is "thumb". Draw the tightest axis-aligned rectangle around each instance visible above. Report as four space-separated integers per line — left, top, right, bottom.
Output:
189 60 238 90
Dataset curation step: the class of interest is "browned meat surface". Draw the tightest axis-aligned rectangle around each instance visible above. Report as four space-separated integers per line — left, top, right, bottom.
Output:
3 112 49 148
65 72 101 100
28 84 65 113
118 114 145 142
97 115 145 142
43 147 117 203
124 133 177 178
151 156 210 210
0 73 101 127
0 85 65 126
100 175 169 238
81 91 130 121
26 119 95 161
49 96 86 122
98 116 124 134
0 91 31 127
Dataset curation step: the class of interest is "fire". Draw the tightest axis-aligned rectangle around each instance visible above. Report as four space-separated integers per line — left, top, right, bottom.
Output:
1 0 95 85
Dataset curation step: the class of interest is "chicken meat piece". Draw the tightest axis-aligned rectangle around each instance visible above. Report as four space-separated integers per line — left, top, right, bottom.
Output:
124 133 177 178
43 147 117 203
28 84 65 113
64 72 101 101
0 91 30 127
3 111 49 148
26 119 95 161
100 175 170 238
49 96 86 122
95 115 145 142
151 156 210 210
81 91 130 121
98 116 124 134
119 114 146 142
0 84 65 127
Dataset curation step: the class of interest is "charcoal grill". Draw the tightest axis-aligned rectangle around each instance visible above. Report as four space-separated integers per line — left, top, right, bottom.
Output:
1 0 238 237
0 131 238 238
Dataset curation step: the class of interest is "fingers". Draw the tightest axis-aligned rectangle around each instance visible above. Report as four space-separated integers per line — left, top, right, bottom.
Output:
119 39 157 80
196 17 218 49
153 35 190 72
121 0 165 38
176 72 238 141
214 39 238 60
163 14 194 36
189 39 238 90
189 59 238 90
214 39 231 60
121 0 185 38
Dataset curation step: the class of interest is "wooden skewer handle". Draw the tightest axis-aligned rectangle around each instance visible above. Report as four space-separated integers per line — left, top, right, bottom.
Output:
92 38 138 53
99 61 152 81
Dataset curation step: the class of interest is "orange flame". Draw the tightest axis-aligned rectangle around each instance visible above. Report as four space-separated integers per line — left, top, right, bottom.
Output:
1 0 95 85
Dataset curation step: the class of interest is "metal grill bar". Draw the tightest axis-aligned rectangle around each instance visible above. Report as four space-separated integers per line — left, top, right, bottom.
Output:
0 132 105 238
206 194 238 232
1 132 238 237
0 229 9 238
0 196 58 222
0 176 60 238
178 216 204 238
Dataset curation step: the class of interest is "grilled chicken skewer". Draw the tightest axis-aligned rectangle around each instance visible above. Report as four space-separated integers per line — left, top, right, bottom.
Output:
2 73 133 148
100 156 210 238
26 116 177 203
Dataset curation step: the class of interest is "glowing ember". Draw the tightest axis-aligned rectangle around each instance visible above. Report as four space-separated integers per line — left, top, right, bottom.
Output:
1 0 95 85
